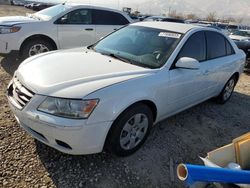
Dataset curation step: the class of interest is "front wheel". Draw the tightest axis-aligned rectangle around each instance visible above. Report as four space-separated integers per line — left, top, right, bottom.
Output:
21 39 54 59
215 75 237 104
107 104 153 156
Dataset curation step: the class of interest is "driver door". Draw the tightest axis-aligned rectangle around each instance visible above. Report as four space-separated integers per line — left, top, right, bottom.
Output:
56 9 96 49
166 31 210 114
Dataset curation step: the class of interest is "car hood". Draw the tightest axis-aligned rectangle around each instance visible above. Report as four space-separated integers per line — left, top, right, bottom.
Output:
0 16 37 26
229 34 250 41
16 48 155 98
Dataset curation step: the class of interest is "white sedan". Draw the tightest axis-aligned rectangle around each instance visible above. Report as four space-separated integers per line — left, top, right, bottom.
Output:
7 22 245 156
0 3 132 58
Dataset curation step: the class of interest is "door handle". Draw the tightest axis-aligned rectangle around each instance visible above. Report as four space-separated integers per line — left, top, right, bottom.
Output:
114 28 118 31
85 28 94 31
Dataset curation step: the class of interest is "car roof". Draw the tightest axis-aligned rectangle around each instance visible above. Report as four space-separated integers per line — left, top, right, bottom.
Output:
66 3 124 12
64 3 133 22
131 21 201 34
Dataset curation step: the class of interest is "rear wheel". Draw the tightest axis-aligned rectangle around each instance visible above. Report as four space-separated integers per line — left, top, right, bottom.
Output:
215 75 237 104
21 39 54 59
107 104 153 156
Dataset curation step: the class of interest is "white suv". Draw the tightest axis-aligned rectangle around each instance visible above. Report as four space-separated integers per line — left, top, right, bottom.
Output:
0 3 133 58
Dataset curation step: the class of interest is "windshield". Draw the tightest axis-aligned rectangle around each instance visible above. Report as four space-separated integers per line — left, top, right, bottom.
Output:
34 4 71 20
93 26 182 69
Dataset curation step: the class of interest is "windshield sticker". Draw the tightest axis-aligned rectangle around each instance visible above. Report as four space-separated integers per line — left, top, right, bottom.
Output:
158 32 181 38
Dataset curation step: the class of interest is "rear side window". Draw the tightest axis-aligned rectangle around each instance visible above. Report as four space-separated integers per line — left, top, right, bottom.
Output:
177 31 206 62
206 31 227 59
225 39 235 55
93 10 129 25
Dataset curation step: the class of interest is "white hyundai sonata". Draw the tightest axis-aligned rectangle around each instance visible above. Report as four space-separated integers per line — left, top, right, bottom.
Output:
7 22 246 156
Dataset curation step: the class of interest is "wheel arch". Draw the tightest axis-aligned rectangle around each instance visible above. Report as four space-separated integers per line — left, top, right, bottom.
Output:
103 99 157 151
232 72 240 83
19 34 58 56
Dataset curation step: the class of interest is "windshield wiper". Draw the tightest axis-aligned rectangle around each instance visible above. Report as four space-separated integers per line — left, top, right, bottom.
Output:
87 44 95 51
102 53 133 64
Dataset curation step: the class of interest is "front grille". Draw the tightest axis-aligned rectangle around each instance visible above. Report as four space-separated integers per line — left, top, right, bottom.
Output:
8 77 35 109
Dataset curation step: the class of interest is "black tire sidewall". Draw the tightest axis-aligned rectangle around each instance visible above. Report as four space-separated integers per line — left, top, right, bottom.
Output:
108 104 153 156
21 39 53 59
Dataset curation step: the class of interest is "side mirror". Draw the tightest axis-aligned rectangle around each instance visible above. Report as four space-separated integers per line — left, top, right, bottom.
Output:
176 57 200 70
57 17 68 24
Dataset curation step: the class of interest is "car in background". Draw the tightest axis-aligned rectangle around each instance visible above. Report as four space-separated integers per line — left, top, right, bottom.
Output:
11 0 25 6
129 15 139 22
138 15 150 21
230 30 250 38
7 22 245 156
0 4 133 59
144 16 185 23
24 2 54 11
24 3 35 9
143 16 166 21
229 30 250 69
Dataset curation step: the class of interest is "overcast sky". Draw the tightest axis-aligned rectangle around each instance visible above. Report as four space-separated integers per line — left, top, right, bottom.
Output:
33 0 146 9
33 0 250 24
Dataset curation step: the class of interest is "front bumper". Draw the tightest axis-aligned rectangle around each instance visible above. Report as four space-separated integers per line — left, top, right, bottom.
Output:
0 39 10 54
0 35 20 54
7 95 113 155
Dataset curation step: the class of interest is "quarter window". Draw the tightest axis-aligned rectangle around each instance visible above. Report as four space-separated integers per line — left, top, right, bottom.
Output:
177 31 206 62
206 31 227 59
225 39 235 55
93 10 129 25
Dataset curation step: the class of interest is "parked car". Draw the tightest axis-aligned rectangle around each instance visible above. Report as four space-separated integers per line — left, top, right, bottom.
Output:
0 4 133 58
7 22 245 156
138 15 150 21
230 30 250 38
144 16 166 21
144 16 185 23
229 31 250 69
129 15 139 22
32 3 54 11
24 3 35 9
11 0 25 6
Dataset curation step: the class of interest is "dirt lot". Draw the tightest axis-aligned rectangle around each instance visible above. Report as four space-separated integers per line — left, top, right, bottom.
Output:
0 5 250 188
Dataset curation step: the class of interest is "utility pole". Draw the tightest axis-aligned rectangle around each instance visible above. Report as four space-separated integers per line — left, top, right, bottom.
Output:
168 6 172 16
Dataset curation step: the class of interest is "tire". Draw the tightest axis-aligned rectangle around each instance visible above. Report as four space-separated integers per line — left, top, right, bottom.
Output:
215 75 237 104
107 104 153 156
21 39 54 59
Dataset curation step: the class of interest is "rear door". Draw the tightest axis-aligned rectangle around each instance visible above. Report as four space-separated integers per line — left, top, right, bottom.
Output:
205 31 237 96
56 9 95 49
92 9 130 41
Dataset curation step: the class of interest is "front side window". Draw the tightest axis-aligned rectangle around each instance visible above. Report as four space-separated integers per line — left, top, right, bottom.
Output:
58 9 92 25
206 31 227 59
93 26 182 69
177 31 206 62
93 10 129 25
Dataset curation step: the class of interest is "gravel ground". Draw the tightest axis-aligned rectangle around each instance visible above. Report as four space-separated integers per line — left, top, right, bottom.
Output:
0 5 250 188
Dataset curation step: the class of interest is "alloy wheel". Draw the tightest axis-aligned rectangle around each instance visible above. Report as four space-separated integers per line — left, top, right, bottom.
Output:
29 44 49 57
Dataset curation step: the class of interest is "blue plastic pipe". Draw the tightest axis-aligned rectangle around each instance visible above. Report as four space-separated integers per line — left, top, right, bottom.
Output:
177 164 250 185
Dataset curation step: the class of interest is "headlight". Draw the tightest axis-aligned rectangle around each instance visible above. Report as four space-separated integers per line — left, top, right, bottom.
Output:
0 26 21 34
38 97 99 119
